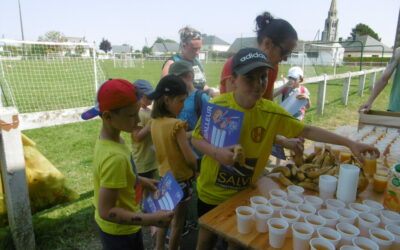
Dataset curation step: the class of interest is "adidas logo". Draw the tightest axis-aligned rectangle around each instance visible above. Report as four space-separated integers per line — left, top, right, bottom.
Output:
240 52 267 62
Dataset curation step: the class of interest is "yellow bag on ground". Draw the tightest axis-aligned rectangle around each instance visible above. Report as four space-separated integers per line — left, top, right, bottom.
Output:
0 134 79 227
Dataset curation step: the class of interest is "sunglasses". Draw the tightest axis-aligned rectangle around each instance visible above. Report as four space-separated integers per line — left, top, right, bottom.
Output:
182 31 202 41
274 43 292 58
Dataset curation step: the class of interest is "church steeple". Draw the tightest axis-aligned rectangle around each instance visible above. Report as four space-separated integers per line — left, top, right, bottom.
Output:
321 0 339 42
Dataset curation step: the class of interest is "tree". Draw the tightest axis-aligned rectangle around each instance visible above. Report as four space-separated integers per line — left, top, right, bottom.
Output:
38 31 67 42
142 46 152 55
154 37 177 43
350 23 381 41
75 45 85 56
99 38 112 53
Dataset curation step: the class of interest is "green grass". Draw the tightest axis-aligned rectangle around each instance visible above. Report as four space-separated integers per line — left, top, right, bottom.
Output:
0 61 392 249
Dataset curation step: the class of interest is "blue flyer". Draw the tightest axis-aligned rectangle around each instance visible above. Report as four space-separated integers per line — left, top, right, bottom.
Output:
271 144 286 160
200 102 244 147
143 172 183 213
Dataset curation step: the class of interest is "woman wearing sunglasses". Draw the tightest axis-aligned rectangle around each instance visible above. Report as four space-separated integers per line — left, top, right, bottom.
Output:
161 26 207 91
220 11 297 100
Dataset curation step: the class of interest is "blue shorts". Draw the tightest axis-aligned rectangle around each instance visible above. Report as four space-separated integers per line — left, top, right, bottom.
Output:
97 223 144 250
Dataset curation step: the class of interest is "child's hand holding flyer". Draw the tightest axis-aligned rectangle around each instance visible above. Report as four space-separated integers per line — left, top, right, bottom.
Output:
143 172 183 213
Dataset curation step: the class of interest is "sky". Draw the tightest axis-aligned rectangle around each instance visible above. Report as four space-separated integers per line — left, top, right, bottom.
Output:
1 0 399 50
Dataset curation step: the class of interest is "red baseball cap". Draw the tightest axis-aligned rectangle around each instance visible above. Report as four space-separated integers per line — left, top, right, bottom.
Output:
81 79 138 120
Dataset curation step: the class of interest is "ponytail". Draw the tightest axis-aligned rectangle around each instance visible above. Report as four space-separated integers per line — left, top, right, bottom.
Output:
255 12 298 45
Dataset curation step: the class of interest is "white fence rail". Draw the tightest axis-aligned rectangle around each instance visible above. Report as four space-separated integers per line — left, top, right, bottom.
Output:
274 67 385 115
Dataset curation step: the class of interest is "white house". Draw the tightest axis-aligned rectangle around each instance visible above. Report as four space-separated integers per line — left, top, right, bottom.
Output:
289 41 345 66
201 35 230 52
342 35 393 58
112 45 133 54
151 42 179 56
227 37 258 53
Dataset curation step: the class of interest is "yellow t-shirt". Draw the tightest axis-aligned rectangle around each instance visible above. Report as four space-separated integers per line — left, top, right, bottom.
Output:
151 117 194 181
131 108 158 174
93 139 141 235
193 92 304 205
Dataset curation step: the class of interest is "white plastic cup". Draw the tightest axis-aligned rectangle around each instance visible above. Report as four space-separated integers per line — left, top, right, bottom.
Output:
380 209 400 227
319 175 338 200
317 226 341 247
336 222 360 246
310 237 335 250
292 222 314 250
325 198 346 212
314 142 325 153
368 227 395 250
254 204 273 233
339 246 359 250
362 200 384 216
287 185 304 197
357 212 380 237
269 189 287 200
318 209 339 228
280 208 300 238
285 194 304 209
385 224 400 249
352 237 379 250
267 218 289 248
349 202 370 214
304 195 324 210
296 203 317 222
249 196 268 209
269 198 287 217
337 208 358 224
235 206 255 234
304 214 326 235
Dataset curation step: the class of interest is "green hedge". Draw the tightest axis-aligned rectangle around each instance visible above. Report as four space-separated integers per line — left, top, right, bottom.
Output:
344 57 391 62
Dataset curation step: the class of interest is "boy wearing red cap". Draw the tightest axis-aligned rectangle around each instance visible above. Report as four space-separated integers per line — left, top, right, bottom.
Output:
82 79 173 250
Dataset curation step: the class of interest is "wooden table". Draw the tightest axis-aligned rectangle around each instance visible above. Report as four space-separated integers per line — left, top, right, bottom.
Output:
198 175 384 250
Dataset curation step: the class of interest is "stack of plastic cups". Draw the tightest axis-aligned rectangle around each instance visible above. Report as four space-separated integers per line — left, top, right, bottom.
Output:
319 175 337 201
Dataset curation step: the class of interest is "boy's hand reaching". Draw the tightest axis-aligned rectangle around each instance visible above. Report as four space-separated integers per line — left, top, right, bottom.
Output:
214 145 235 166
348 141 380 164
139 177 159 192
152 210 174 228
296 94 309 100
281 137 304 153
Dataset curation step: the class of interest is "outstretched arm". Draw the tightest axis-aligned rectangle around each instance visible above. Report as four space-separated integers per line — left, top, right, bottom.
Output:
98 187 174 227
359 47 400 111
132 120 151 141
299 125 380 162
192 137 236 166
161 60 174 77
176 127 197 171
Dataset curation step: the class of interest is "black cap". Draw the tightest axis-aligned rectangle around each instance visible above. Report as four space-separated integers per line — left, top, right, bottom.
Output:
231 48 273 75
147 75 188 100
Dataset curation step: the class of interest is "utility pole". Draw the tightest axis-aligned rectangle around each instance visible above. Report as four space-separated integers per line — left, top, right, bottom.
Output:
394 8 400 51
18 0 25 40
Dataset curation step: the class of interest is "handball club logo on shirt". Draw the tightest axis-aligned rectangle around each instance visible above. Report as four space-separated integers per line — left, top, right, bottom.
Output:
251 127 266 143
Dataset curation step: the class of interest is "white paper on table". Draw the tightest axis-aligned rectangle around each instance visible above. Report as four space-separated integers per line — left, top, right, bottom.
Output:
280 94 309 116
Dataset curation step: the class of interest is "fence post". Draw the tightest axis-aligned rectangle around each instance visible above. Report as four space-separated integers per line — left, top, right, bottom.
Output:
316 74 327 114
342 72 352 105
358 71 366 97
0 107 35 250
369 71 377 90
